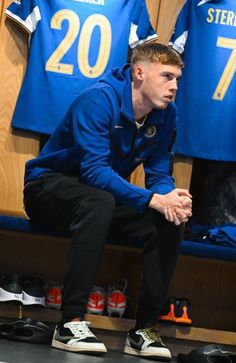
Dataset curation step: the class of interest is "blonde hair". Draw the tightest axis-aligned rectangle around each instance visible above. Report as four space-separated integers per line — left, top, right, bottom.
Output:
131 42 183 73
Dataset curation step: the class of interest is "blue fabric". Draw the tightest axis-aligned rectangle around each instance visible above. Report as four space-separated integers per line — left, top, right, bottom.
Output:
207 225 236 248
0 215 236 262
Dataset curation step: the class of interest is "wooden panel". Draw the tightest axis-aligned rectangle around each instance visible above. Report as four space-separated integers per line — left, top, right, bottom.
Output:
173 155 193 189
0 0 40 217
168 255 236 332
146 0 161 30
157 0 185 44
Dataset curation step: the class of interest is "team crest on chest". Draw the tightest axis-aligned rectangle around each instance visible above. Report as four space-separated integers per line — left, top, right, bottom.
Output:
145 125 157 138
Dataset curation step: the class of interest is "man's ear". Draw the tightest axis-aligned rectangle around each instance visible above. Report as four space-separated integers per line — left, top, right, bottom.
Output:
135 65 144 81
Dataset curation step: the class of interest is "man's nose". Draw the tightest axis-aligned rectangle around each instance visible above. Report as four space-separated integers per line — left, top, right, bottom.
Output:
170 78 178 91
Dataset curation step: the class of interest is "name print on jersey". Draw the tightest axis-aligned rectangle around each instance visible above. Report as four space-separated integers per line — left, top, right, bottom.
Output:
207 7 236 26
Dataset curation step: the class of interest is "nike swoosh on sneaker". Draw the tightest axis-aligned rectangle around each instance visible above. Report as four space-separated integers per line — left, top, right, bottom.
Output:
128 336 144 349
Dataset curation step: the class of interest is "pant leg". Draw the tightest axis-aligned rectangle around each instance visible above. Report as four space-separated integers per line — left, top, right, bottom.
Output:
136 214 183 328
24 173 116 319
109 206 182 328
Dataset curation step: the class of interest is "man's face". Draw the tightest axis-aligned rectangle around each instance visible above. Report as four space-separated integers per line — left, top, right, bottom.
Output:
137 61 182 110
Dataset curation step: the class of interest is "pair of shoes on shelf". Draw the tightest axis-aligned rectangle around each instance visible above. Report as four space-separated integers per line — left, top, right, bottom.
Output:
45 281 63 310
0 317 53 344
0 274 45 307
52 319 171 360
159 297 192 325
86 279 127 318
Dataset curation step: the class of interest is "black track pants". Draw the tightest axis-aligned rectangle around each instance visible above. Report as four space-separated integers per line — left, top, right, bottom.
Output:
24 173 182 326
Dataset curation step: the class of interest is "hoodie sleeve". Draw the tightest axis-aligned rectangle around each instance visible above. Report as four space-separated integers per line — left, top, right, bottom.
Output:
71 88 153 213
144 105 177 194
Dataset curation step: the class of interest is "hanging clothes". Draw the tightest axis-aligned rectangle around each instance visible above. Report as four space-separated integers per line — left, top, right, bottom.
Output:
5 0 157 135
170 0 236 161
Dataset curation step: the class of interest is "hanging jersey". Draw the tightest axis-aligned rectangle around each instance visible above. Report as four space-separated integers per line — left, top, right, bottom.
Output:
170 0 236 161
5 0 157 135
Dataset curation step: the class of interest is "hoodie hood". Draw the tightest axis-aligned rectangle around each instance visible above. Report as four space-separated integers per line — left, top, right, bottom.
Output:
99 64 134 121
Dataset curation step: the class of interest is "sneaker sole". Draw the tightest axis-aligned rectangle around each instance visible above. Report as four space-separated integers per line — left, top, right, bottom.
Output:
0 288 23 302
22 291 45 306
51 339 107 354
124 346 172 360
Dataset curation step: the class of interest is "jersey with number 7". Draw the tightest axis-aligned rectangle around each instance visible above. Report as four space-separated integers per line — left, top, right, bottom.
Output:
170 0 236 161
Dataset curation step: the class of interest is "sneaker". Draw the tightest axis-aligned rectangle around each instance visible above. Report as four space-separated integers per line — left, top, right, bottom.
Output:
107 279 127 318
86 286 105 315
51 320 107 353
45 282 63 310
0 274 23 303
124 325 171 360
159 297 192 325
22 277 45 307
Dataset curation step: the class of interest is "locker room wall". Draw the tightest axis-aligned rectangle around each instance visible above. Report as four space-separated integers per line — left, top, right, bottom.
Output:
0 0 189 218
0 0 40 217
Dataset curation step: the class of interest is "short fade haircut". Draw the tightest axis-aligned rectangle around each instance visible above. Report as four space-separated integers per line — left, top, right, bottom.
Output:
130 42 183 73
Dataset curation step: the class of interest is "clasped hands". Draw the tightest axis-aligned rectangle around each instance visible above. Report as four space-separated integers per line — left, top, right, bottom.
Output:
149 188 192 225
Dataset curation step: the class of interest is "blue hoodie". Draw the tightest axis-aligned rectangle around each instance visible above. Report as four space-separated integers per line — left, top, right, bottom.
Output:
25 64 177 213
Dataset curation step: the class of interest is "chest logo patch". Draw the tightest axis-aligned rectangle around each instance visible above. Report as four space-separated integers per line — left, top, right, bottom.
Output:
145 125 157 138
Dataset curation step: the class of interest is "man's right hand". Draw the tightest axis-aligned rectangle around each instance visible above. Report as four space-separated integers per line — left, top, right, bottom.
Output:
148 188 192 225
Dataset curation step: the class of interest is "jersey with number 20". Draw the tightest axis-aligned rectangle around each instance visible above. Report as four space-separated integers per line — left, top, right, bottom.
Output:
170 0 236 161
6 0 157 134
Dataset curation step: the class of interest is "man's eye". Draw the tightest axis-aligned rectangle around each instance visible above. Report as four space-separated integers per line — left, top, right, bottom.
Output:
164 74 172 80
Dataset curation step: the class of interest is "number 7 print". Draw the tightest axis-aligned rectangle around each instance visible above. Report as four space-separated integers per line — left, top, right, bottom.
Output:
213 36 236 101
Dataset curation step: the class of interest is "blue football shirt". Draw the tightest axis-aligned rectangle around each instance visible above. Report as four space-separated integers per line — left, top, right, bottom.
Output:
170 0 236 161
6 0 157 134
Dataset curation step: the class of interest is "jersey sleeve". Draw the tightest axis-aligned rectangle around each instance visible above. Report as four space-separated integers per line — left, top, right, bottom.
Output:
128 0 158 49
5 0 41 34
169 0 191 54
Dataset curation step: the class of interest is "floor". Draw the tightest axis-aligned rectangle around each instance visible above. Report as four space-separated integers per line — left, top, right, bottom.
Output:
0 339 180 363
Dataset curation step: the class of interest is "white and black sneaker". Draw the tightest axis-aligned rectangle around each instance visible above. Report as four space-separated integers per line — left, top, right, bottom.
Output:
51 320 107 354
124 325 172 360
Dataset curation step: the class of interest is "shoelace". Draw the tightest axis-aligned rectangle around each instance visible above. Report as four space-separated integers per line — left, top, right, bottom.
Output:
141 327 162 343
65 321 95 339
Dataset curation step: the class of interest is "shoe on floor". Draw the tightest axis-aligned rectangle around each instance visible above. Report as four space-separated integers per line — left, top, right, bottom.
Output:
124 325 172 360
0 318 53 344
51 320 107 354
177 344 235 363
